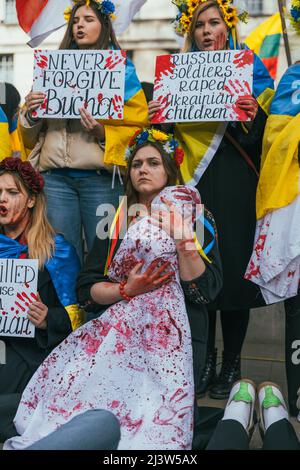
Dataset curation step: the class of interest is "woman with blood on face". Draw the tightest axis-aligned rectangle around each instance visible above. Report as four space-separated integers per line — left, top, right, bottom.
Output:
0 158 81 398
149 0 274 401
3 129 222 450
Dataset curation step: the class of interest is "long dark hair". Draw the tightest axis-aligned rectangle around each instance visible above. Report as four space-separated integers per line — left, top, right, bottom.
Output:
125 141 184 210
59 0 120 50
1 83 21 126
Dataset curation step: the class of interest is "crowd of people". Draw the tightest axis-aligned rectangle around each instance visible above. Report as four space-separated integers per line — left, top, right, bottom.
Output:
0 0 299 450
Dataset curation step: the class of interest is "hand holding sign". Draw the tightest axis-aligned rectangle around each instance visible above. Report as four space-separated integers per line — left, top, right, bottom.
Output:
25 91 46 115
28 292 48 330
235 95 258 121
148 100 161 122
152 50 254 123
79 107 105 140
32 50 126 120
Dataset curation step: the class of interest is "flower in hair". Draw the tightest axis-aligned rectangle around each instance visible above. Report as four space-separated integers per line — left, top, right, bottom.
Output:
0 158 44 194
125 128 185 168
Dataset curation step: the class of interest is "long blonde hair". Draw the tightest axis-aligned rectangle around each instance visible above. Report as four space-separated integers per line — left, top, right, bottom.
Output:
183 1 228 52
0 171 55 269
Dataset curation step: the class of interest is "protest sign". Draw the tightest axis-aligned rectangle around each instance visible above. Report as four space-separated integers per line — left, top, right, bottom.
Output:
152 49 254 123
32 49 126 119
0 259 38 338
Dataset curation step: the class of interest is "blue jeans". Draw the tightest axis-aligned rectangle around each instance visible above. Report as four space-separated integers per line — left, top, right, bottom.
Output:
42 171 123 263
25 409 121 450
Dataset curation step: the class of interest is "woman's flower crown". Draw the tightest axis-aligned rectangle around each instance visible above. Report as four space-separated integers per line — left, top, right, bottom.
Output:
125 128 185 168
64 0 116 23
172 0 249 35
290 0 300 34
0 157 45 194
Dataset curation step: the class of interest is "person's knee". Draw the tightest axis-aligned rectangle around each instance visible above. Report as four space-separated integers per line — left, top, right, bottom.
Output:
86 409 121 449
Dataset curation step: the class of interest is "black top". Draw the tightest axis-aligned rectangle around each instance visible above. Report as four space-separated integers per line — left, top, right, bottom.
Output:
196 108 267 310
1 267 73 373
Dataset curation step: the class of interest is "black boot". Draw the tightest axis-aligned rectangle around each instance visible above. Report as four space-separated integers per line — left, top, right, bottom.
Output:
196 348 217 398
209 351 241 400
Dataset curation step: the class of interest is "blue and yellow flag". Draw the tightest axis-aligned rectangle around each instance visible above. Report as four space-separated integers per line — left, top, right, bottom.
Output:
0 106 12 161
256 63 300 219
102 57 149 167
9 115 21 156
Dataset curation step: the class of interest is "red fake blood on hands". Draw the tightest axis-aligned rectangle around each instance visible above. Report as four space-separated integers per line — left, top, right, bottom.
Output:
231 103 248 121
233 50 253 69
152 95 170 124
84 100 88 109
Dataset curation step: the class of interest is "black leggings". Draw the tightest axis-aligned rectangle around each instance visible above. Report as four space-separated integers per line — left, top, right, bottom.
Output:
285 293 300 416
207 309 250 355
206 418 300 450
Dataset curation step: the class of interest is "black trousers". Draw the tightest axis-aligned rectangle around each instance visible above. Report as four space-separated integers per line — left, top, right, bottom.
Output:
206 418 300 450
285 293 300 416
0 393 20 441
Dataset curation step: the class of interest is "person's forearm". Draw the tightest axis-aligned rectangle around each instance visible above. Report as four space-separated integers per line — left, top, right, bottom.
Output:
90 281 122 305
177 242 206 281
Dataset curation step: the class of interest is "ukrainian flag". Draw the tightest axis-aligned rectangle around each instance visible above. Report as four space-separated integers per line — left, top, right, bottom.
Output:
0 106 12 160
256 63 300 219
9 115 21 156
102 57 149 167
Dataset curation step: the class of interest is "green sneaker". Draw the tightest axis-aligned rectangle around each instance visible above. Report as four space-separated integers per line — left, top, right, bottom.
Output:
258 382 288 434
224 379 256 434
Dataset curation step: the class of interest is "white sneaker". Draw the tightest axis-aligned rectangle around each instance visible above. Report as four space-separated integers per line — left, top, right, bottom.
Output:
222 379 256 434
258 382 289 434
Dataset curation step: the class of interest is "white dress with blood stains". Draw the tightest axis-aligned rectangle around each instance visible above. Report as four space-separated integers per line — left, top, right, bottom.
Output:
4 186 197 450
245 180 300 304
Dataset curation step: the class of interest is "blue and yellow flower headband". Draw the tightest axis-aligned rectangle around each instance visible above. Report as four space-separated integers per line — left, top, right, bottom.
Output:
125 128 185 168
64 0 116 23
172 0 248 35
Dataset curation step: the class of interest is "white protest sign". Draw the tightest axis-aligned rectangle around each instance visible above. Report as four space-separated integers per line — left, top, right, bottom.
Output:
32 49 126 119
152 50 254 123
0 259 38 338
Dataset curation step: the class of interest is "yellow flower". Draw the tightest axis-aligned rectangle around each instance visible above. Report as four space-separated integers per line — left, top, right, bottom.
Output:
64 6 72 22
151 129 169 142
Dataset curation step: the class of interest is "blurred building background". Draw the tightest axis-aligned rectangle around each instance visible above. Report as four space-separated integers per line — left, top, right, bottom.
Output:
0 0 299 99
